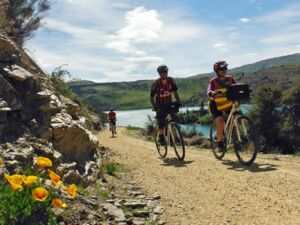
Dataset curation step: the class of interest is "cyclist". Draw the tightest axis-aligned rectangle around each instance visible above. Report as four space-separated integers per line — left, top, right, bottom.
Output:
108 108 117 134
150 64 181 146
207 60 236 150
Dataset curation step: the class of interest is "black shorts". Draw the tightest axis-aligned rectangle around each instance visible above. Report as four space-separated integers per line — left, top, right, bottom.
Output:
156 103 179 128
109 120 116 125
208 101 231 119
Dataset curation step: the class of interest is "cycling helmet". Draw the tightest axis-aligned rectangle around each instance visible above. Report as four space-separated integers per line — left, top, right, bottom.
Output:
109 107 113 111
213 60 228 73
157 64 169 74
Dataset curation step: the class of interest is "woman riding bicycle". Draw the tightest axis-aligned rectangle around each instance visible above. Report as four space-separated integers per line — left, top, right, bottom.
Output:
150 64 181 146
207 60 236 151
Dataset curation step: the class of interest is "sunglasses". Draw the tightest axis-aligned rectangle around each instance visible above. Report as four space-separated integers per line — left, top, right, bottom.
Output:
219 67 228 71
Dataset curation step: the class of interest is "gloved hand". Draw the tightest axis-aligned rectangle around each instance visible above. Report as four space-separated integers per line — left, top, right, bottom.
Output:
153 105 158 111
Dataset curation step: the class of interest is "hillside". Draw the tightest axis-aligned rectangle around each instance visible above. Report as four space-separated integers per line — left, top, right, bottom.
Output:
69 54 300 110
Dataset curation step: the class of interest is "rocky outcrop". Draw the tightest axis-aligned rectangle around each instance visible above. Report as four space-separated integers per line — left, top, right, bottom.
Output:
0 34 101 172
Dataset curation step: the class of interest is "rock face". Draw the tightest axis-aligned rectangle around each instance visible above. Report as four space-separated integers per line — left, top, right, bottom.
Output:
0 35 100 170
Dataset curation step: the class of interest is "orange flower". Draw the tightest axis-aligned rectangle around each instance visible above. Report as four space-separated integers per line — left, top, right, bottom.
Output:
32 187 48 202
52 198 67 208
48 170 63 186
21 175 38 186
67 184 78 197
5 174 23 191
36 157 52 169
0 157 3 166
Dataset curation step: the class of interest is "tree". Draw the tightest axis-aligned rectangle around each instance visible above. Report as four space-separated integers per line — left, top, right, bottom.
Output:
279 78 300 153
2 0 50 45
249 85 282 153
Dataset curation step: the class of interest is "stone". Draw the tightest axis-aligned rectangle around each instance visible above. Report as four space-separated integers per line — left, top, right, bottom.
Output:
101 203 126 222
132 210 150 218
123 201 147 208
3 64 33 81
153 206 165 215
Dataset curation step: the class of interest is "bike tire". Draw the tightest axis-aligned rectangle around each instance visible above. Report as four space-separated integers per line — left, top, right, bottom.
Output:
155 129 168 158
170 124 185 161
233 115 257 166
210 118 226 160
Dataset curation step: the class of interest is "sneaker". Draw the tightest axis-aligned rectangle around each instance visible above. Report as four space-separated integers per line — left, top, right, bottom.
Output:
159 135 166 146
217 141 226 152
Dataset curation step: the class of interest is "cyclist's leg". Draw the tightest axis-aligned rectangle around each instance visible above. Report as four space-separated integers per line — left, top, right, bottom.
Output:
209 101 225 148
113 120 116 134
157 110 167 145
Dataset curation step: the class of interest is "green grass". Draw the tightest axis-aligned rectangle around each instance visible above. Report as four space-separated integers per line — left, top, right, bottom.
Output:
99 191 110 201
293 152 300 157
146 221 158 225
104 162 119 176
127 125 141 131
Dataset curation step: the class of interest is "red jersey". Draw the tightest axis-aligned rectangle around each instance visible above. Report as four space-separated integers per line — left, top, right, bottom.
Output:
108 111 116 120
150 77 178 104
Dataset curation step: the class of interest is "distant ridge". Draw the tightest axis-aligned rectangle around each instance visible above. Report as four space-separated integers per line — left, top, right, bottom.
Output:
189 53 300 79
69 53 300 110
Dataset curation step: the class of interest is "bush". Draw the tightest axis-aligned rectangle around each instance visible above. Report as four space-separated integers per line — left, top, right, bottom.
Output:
0 156 78 225
104 163 119 176
145 115 156 136
181 126 203 138
1 0 50 46
249 85 282 153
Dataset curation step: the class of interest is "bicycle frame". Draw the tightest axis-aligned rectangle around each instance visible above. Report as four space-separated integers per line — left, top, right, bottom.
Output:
223 101 245 145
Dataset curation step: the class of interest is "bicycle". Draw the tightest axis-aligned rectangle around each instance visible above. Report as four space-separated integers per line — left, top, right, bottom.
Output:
109 120 116 138
210 84 257 166
154 103 185 161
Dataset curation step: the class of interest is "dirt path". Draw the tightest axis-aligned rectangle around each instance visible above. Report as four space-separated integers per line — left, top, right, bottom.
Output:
97 128 300 225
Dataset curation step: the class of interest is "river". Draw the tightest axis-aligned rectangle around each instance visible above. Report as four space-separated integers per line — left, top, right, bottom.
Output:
115 105 251 137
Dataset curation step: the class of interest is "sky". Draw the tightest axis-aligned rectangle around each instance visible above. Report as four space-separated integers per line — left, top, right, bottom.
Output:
26 0 300 82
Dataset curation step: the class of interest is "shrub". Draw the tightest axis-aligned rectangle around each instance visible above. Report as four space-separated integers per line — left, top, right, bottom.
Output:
104 163 118 176
145 115 156 136
0 156 78 225
1 0 50 46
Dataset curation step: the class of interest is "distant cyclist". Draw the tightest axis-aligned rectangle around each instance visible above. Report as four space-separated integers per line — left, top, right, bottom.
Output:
150 64 181 145
108 108 117 134
207 60 236 150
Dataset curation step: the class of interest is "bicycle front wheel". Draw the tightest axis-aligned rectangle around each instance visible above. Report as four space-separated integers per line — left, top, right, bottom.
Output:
155 130 168 158
170 124 185 160
210 118 226 160
233 116 257 166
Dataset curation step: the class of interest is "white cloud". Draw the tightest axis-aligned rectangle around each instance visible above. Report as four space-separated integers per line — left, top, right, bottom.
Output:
239 18 250 23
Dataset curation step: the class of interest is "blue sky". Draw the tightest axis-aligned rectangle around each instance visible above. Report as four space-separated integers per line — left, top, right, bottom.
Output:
27 0 300 82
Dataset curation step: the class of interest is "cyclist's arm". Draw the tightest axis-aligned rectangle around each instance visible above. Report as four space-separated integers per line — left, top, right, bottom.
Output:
174 91 181 103
150 82 157 107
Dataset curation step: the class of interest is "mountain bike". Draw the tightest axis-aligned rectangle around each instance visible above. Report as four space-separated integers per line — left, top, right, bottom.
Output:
154 103 185 160
210 85 257 166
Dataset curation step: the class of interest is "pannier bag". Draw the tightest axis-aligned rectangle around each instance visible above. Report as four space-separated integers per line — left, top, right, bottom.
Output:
226 84 251 101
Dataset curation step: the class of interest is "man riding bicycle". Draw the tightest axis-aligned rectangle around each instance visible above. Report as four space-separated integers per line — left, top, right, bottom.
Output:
150 64 182 146
207 60 236 150
108 108 117 134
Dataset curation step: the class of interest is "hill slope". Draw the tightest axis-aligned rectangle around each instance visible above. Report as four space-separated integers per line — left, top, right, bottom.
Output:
69 54 300 110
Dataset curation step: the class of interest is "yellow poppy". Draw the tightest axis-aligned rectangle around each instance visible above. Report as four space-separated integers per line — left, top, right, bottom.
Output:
5 174 23 191
21 175 38 186
32 187 48 202
36 157 52 169
0 157 3 166
48 170 63 186
52 198 67 208
67 184 78 197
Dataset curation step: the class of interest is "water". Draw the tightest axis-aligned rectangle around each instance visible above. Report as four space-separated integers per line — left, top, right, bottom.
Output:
115 105 251 137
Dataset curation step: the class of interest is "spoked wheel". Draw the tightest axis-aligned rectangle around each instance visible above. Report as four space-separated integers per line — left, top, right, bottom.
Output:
233 116 257 166
170 124 185 160
210 118 226 160
155 129 168 158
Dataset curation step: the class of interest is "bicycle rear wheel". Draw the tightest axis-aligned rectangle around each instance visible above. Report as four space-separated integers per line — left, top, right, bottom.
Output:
155 130 168 158
170 124 185 160
210 118 226 160
233 115 257 166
